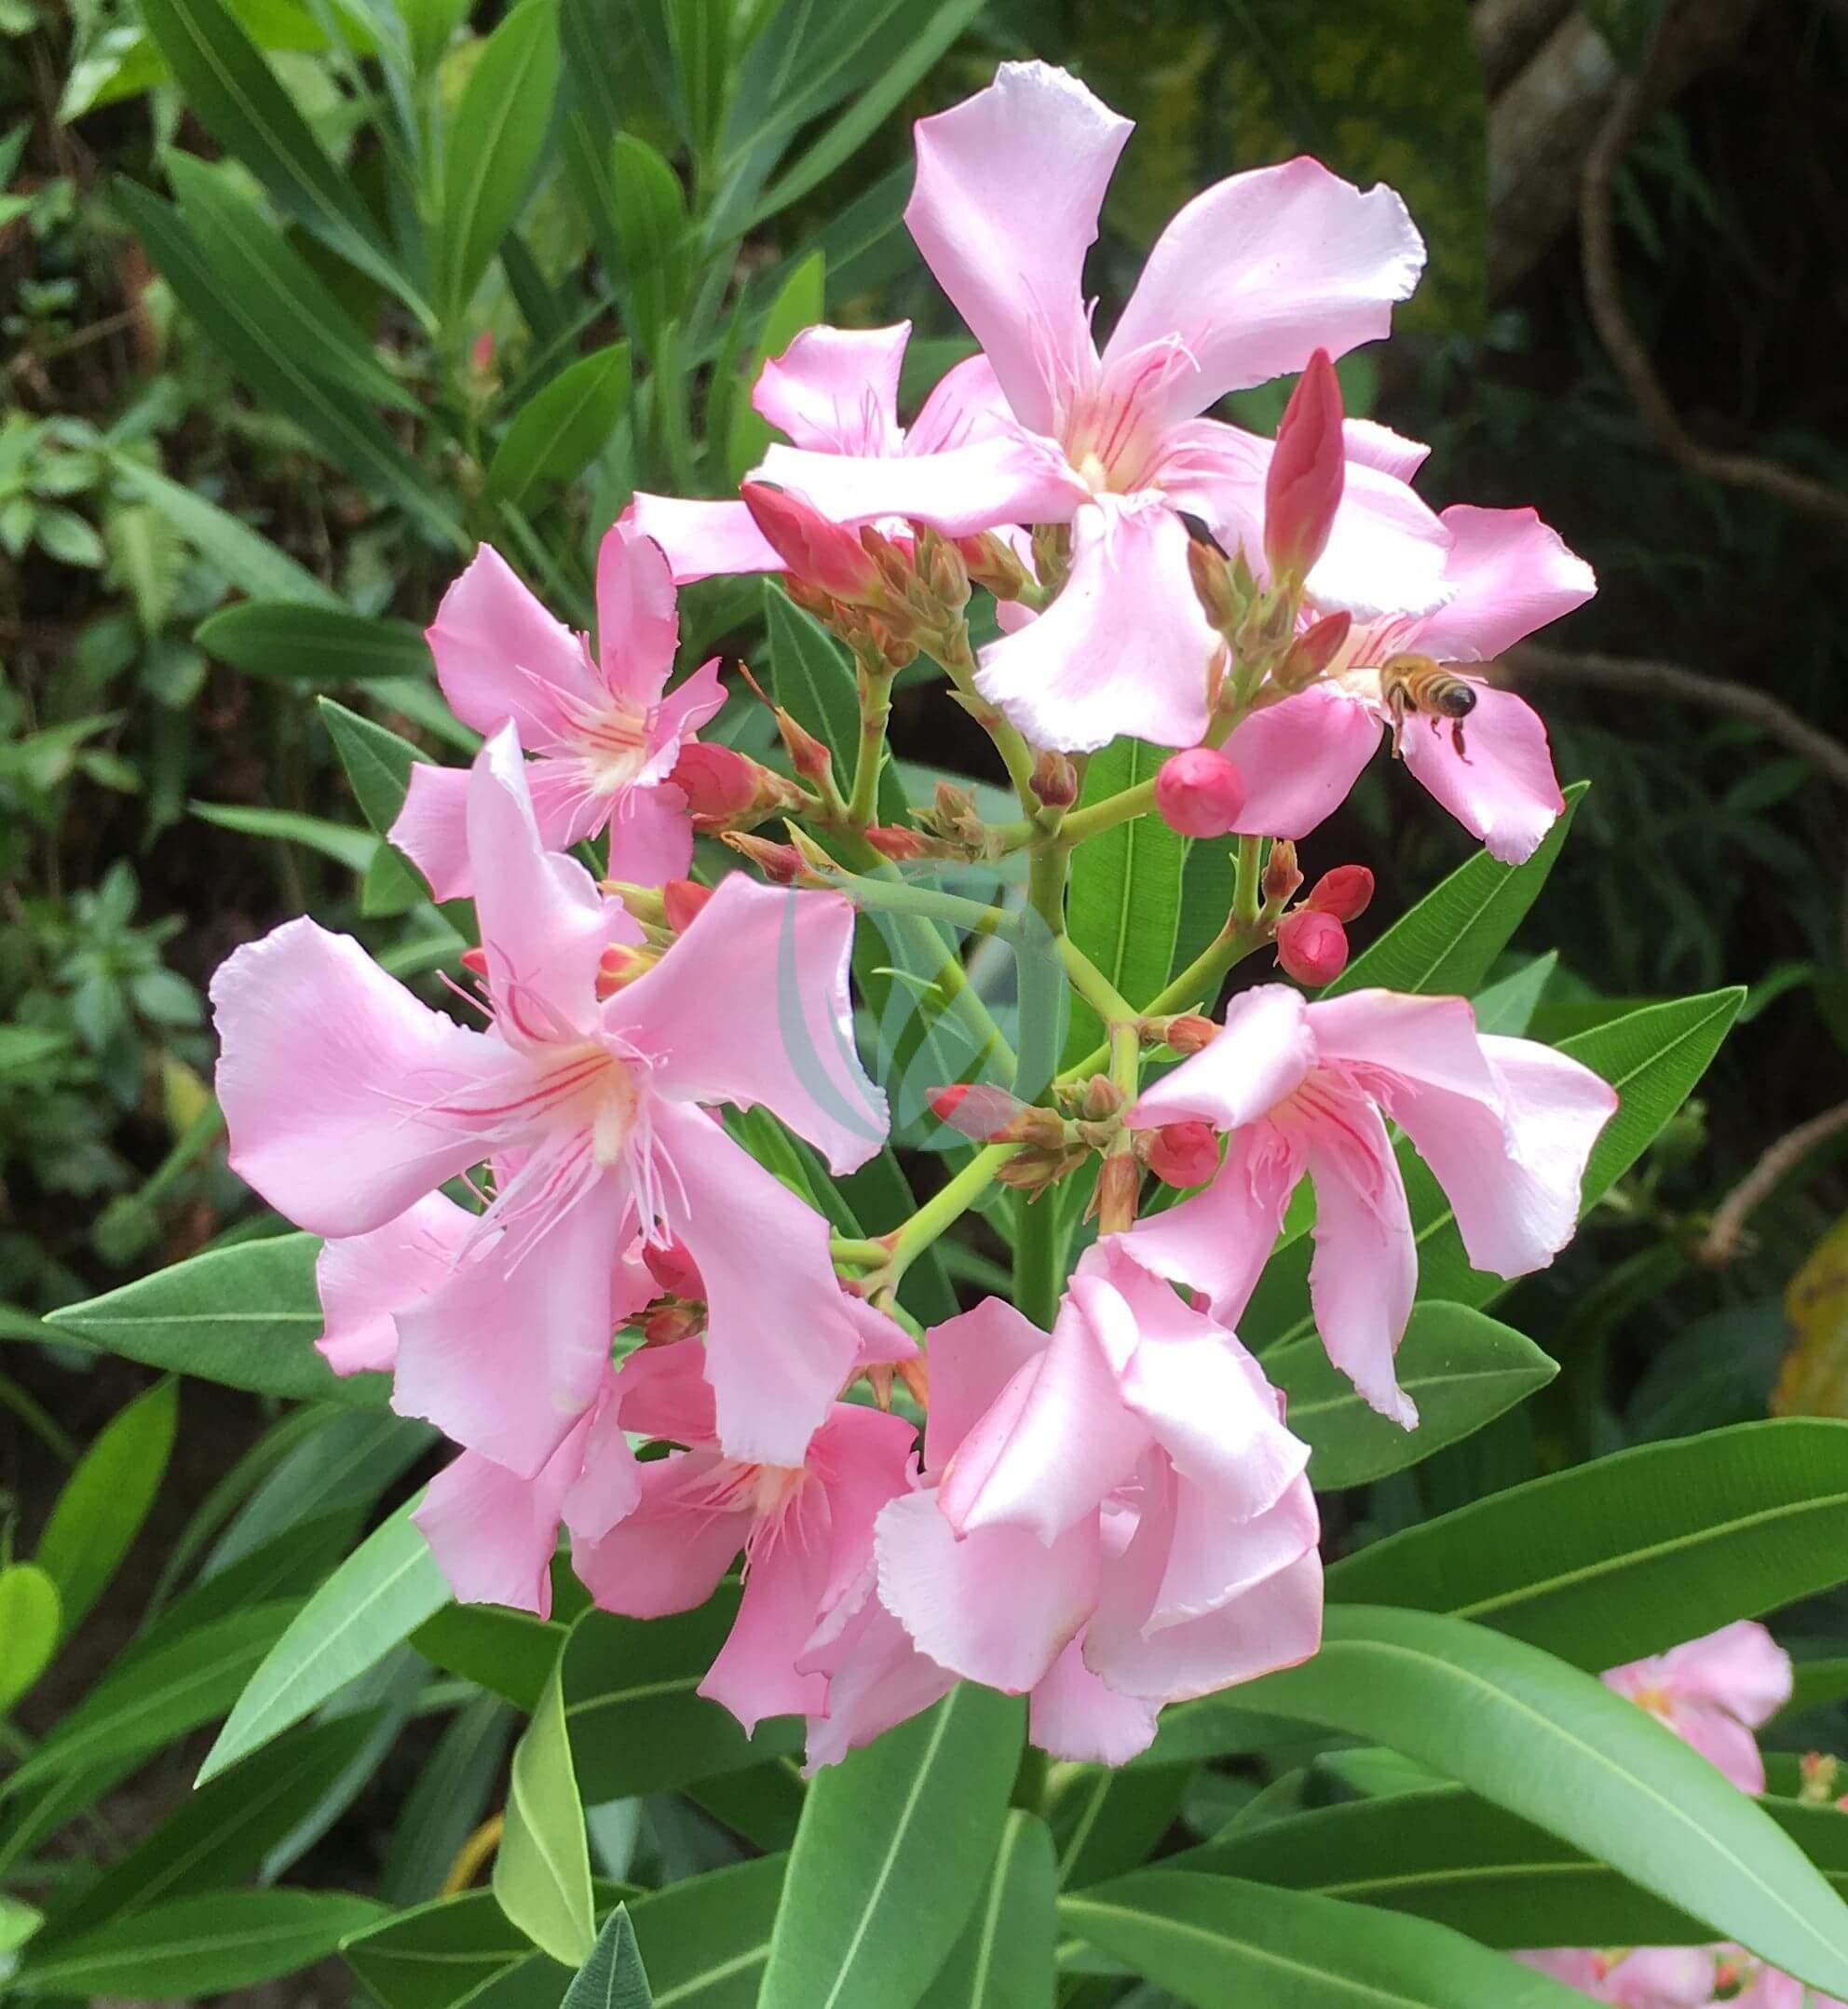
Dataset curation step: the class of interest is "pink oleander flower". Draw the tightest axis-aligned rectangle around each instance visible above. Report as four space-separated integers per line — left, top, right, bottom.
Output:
1122 985 1617 1426
1225 481 1597 863
1603 1622 1793 1796
801 1242 1322 1771
389 522 725 901
741 61 1450 753
1515 1949 1721 2007
566 1337 919 1733
629 322 1038 584
211 725 889 1473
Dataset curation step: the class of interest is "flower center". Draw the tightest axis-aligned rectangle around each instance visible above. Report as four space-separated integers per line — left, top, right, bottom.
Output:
574 697 654 794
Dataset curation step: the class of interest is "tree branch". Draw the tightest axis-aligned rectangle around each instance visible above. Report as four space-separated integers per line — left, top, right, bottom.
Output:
1697 1099 1848 1263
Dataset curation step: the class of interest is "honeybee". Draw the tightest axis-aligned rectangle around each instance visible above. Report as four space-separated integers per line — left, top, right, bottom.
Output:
1378 652 1479 761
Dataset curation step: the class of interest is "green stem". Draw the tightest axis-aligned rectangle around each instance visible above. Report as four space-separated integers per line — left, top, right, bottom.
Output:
846 666 896 828
883 1144 1019 1286
1232 832 1263 930
830 1237 889 1269
1026 840 1070 938
1057 917 1270 1085
822 867 1013 940
1058 935 1138 1026
1057 775 1158 848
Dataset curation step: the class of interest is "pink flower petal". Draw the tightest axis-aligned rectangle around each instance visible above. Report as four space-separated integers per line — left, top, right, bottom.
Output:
754 431 1086 539
603 781 695 889
1342 417 1431 482
810 1405 922 1619
752 323 909 454
1147 1473 1321 1630
1606 1948 1727 2007
905 61 1129 436
1414 505 1597 662
614 1335 720 1445
390 1168 631 1477
1130 984 1316 1133
700 1481 834 1734
651 656 727 751
648 1100 865 1468
920 1295 1049 1472
572 1448 746 1615
1383 1029 1615 1281
427 544 600 746
1301 1086 1420 1428
211 916 505 1239
625 495 783 584
799 1587 954 1773
469 727 626 1047
316 1191 473 1374
1396 682 1565 865
593 520 681 708
414 1442 583 1617
1103 156 1424 425
1222 686 1383 841
973 495 1221 753
1028 1639 1161 1765
1309 990 1502 1106
1665 1697 1767 1795
606 872 887 1174
904 352 1013 455
1656 1621 1794 1729
875 1488 1100 1694
1115 1128 1297 1325
388 761 473 903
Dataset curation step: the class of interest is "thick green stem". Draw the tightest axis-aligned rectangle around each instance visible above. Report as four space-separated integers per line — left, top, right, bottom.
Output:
821 867 1013 940
846 666 895 827
1232 832 1264 930
1026 840 1070 938
1057 917 1270 1084
1058 935 1138 1026
881 1143 1019 1287
1056 775 1158 848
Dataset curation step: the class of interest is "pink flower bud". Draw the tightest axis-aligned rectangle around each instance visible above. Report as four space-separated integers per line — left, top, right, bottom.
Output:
670 740 755 823
1276 608 1353 689
720 832 803 884
1154 747 1246 838
643 1236 704 1302
864 823 929 860
1308 864 1374 922
469 331 495 373
929 1083 1024 1141
1158 1012 1219 1056
1031 749 1079 809
1264 348 1345 583
1144 1120 1221 1189
741 482 885 606
662 877 713 933
1276 907 1349 986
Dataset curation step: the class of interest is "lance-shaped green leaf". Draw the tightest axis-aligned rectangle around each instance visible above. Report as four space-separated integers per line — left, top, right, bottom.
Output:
1175 1784 1848 1948
44 1232 386 1407
496 1661 596 1968
489 342 632 509
1270 1301 1556 1488
105 455 338 605
625 1854 787 2009
13 1888 382 2000
319 696 426 837
1059 1868 1587 2008
191 801 379 873
918 1809 1056 2008
34 1377 176 1636
1326 781 1586 998
759 1684 1023 2009
562 1905 652 2008
197 603 432 684
0 1566 59 1715
413 1599 570 1713
439 0 562 318
198 1500 451 1783
1233 1604 1848 1997
343 1885 571 2006
1325 1418 1848 1669
133 0 415 310
1051 1763 1193 1893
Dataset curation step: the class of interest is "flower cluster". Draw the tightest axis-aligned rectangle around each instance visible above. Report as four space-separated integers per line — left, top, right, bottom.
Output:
1518 1624 1843 2008
211 60 1622 1769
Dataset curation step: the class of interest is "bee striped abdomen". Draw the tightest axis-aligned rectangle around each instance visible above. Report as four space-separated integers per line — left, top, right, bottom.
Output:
1378 653 1479 758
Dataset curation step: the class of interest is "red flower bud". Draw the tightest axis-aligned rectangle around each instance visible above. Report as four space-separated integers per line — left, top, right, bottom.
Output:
643 1236 704 1302
1276 608 1353 689
670 740 755 822
741 482 885 606
662 877 713 934
1276 907 1349 986
1144 1120 1221 1189
1031 749 1079 809
1154 747 1246 838
720 832 803 884
929 1083 1022 1141
864 823 929 860
1264 348 1345 584
1307 864 1374 922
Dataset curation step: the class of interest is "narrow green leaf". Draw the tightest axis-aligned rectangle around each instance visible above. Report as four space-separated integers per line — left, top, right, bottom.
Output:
1270 1302 1556 1489
0 1566 60 1714
2 1601 300 1801
197 601 432 683
191 799 379 872
1063 739 1186 1066
34 1715 383 1946
441 0 562 316
488 342 632 508
1236 1604 1848 1996
319 695 425 837
14 1888 381 1999
563 1593 803 1802
626 1854 787 2009
34 1377 177 1636
134 0 414 308
683 1761 807 1856
343 1885 570 2007
382 1692 515 1907
1326 781 1586 998
496 1661 596 1968
43 1232 387 1406
918 1809 1056 2009
413 1599 569 1714
198 1499 451 1783
764 581 857 775
1326 1418 1848 1668
1060 1868 1584 2008
1052 1764 1192 1893
563 1905 652 2009
759 1684 1023 2009
105 455 338 605
606 133 688 355
164 152 417 411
